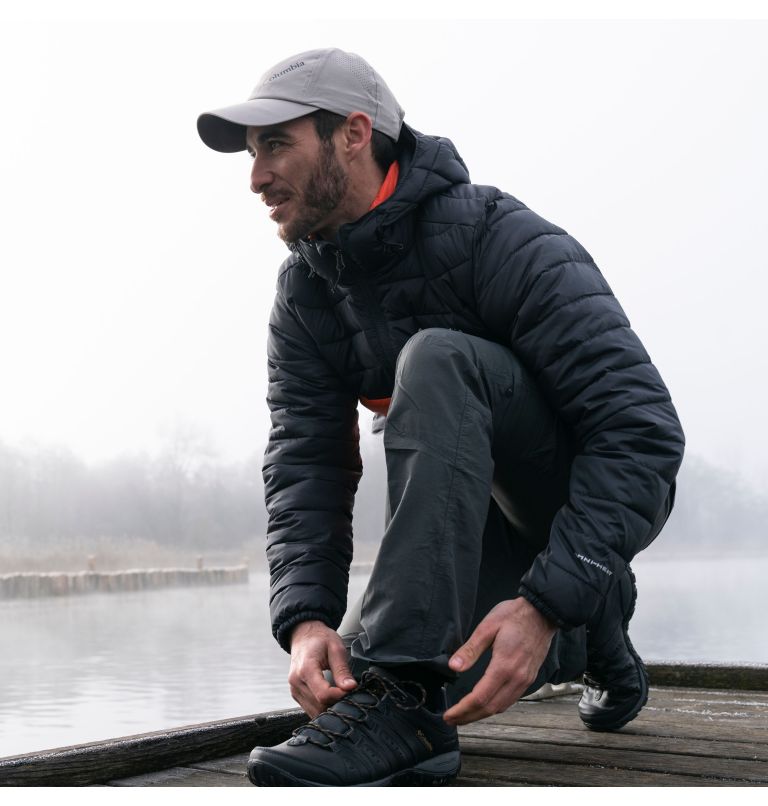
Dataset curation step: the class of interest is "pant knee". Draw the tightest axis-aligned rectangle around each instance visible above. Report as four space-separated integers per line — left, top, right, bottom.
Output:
396 328 473 381
387 329 481 439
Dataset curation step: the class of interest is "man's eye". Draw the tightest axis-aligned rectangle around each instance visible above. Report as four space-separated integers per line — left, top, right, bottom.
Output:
268 140 284 152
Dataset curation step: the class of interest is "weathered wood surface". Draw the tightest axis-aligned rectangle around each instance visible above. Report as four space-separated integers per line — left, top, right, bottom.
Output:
0 709 307 787
455 686 768 787
3 663 767 787
646 661 768 692
108 685 768 788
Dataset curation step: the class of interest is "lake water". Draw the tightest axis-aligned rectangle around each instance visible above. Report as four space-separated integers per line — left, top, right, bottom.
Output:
1 555 766 759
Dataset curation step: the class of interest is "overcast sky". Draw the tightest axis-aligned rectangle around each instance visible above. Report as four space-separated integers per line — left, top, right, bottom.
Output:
1 7 766 492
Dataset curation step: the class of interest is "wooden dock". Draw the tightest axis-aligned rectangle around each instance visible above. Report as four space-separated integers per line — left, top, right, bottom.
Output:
0 565 248 600
1 663 767 787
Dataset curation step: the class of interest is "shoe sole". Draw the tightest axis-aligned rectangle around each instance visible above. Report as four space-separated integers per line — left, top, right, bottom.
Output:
581 565 649 732
247 750 461 787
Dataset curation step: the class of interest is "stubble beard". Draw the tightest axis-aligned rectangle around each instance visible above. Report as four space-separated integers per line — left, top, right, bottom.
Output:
280 140 349 245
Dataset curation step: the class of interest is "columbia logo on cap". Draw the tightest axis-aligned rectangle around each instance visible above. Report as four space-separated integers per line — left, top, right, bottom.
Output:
269 61 306 82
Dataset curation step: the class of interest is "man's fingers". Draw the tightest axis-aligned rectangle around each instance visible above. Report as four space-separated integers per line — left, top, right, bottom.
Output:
443 662 504 725
288 625 356 716
328 641 357 690
443 674 516 725
292 672 346 717
444 655 535 725
316 685 347 712
443 689 506 725
290 678 323 718
304 664 334 700
448 617 498 672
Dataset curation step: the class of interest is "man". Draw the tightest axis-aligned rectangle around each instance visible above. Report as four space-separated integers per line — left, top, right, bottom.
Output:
197 48 684 787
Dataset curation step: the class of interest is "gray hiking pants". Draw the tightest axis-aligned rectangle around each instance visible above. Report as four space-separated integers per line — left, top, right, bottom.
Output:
341 328 591 700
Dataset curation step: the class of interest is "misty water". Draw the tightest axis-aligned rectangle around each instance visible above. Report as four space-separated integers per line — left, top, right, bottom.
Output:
1 556 767 759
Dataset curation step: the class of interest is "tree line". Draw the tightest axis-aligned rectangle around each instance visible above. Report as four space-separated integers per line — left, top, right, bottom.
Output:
0 434 764 556
0 439 264 549
0 430 387 551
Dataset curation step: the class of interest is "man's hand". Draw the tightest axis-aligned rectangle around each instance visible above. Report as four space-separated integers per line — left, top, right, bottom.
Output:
288 620 358 718
443 598 557 726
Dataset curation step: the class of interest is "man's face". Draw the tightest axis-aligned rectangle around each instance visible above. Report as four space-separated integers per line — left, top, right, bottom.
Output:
246 116 348 244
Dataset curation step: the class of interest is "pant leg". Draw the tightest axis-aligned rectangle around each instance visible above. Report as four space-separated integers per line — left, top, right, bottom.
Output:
445 500 586 704
349 328 578 677
341 497 587 694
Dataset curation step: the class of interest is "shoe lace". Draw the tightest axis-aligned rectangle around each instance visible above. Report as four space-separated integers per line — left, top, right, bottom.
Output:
291 670 426 748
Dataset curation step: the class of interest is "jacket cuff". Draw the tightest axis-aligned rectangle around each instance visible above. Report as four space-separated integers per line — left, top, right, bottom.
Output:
518 585 572 630
274 611 337 653
519 544 613 629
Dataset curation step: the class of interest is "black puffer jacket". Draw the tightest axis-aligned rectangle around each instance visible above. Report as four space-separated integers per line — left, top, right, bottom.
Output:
263 125 685 651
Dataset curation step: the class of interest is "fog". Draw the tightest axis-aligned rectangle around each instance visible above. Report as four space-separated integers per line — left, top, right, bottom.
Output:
0 11 765 566
1 13 767 492
0 432 764 568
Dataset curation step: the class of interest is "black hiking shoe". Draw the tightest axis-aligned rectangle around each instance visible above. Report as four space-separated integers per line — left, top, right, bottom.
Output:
247 667 461 787
578 564 649 731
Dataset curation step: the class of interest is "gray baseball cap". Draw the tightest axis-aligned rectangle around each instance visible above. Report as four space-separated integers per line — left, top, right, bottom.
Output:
197 48 404 153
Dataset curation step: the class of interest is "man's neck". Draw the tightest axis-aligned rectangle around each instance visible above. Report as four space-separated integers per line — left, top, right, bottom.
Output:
316 162 387 241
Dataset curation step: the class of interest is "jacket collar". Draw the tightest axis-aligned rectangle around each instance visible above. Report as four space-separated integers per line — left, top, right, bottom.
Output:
293 125 470 286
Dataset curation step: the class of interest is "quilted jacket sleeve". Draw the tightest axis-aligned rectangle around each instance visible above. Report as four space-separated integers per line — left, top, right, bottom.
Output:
263 277 362 651
473 196 685 628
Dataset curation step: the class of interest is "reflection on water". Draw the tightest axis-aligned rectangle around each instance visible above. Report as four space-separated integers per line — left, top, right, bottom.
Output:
0 574 369 758
1 557 766 758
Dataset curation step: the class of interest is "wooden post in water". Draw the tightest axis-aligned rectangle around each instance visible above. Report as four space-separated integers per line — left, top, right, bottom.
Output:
0 563 249 600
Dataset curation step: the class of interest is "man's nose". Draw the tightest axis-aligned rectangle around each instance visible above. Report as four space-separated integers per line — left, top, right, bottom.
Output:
250 156 272 194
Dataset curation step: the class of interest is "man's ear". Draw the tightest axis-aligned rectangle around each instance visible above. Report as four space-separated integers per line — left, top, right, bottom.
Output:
342 112 373 161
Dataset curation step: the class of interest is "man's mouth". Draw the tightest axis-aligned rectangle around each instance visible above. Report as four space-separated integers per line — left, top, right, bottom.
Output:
264 195 290 221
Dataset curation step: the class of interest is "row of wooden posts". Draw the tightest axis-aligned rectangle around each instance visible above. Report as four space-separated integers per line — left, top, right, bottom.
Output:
0 558 249 600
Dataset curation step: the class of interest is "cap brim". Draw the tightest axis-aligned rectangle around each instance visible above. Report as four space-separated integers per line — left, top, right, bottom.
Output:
197 98 319 152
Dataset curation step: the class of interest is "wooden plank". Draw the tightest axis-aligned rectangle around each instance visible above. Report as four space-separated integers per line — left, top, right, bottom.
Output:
487 697 768 742
0 567 249 600
108 766 250 787
648 688 768 710
503 692 768 723
506 699 768 741
457 735 768 783
646 663 768 692
455 754 754 787
0 709 307 787
485 709 768 744
108 752 254 786
459 721 768 762
451 777 527 787
186 752 250 775
648 687 768 711
651 695 768 711
641 703 768 730
522 687 768 709
525 680 768 706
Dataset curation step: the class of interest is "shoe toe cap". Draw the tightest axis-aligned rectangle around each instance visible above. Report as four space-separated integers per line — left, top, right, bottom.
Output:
578 680 648 731
248 744 344 787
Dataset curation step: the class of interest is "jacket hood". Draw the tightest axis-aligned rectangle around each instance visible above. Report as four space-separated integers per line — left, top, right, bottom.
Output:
294 125 470 284
372 124 471 226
